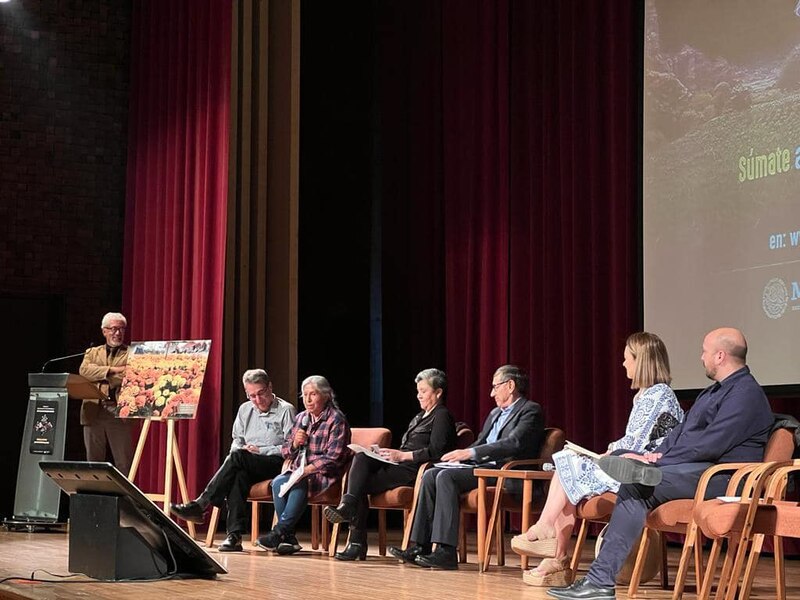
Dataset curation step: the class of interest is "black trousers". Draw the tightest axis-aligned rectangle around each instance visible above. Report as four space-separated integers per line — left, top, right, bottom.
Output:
343 452 418 543
199 449 284 535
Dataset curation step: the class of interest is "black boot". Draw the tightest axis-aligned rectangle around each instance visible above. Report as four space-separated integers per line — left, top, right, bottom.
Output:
323 495 358 524
335 541 367 561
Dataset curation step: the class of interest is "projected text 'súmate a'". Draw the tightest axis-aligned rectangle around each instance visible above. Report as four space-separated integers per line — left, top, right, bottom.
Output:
738 146 799 182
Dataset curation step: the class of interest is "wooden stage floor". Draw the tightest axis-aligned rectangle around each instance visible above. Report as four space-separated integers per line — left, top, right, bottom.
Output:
0 529 796 600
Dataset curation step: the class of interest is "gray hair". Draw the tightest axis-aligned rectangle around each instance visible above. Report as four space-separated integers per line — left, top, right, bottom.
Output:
494 364 529 396
242 369 271 387
415 368 447 393
301 375 339 409
101 312 127 328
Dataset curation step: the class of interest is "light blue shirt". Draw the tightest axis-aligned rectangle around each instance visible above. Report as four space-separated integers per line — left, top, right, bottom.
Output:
470 398 520 460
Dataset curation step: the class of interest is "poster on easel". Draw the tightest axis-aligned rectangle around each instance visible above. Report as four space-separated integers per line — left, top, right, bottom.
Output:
117 339 211 419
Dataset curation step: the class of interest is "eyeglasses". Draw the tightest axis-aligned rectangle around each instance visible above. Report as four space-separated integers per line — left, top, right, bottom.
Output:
103 326 126 333
246 389 271 400
491 380 510 391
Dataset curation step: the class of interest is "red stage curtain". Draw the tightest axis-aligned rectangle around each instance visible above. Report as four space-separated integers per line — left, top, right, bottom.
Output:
122 0 231 497
439 0 640 447
376 0 640 447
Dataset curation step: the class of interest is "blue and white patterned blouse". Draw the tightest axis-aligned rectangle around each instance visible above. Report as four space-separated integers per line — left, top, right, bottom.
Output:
555 383 683 504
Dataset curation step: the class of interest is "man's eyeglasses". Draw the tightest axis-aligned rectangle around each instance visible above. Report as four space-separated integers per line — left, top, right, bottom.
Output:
246 389 270 400
491 380 510 391
103 326 126 333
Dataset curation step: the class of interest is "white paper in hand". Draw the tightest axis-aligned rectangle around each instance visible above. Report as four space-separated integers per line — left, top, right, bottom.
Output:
278 452 306 498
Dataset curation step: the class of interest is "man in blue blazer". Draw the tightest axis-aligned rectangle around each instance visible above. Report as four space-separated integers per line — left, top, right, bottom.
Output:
389 364 545 569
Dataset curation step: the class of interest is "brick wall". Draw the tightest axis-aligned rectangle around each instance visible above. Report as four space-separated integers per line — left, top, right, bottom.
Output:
0 0 131 349
0 0 131 518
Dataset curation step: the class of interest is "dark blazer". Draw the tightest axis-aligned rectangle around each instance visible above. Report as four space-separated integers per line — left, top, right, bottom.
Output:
470 397 545 465
399 403 457 464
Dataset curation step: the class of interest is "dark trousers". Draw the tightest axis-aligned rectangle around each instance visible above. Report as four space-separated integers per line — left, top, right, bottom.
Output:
409 466 490 548
343 453 418 543
199 449 284 535
586 462 731 587
83 408 134 476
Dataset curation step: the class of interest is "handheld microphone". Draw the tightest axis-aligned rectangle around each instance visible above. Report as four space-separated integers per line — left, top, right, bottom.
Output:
298 413 310 448
40 345 92 373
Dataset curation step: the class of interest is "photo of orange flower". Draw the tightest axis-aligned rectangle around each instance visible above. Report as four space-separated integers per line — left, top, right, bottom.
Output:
117 339 211 419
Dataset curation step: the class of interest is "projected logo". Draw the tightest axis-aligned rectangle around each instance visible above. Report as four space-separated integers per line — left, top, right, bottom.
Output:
762 278 789 319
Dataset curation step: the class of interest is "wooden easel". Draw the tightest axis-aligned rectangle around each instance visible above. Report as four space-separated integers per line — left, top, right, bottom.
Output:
128 417 196 539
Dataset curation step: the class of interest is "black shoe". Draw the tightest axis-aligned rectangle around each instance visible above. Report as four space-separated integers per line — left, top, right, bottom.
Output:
335 542 367 561
324 501 357 524
255 529 284 551
218 532 243 552
388 543 431 565
169 500 206 524
597 456 662 487
547 577 616 599
276 534 302 555
414 545 458 570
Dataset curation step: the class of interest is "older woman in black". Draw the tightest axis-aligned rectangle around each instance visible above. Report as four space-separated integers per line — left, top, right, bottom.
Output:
324 368 457 560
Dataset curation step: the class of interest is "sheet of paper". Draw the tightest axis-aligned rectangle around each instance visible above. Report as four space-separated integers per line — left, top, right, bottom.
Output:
433 461 475 469
348 443 398 465
278 452 306 497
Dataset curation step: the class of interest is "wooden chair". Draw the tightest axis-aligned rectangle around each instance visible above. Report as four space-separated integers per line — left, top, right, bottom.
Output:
626 425 796 599
204 427 391 551
569 491 617 577
461 426 566 570
692 459 796 600
331 423 476 556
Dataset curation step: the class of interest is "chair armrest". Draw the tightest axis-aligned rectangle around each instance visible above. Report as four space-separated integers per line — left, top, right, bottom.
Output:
692 462 761 504
501 459 548 470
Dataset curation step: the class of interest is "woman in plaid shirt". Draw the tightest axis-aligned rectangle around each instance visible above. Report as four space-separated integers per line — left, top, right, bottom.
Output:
256 375 351 555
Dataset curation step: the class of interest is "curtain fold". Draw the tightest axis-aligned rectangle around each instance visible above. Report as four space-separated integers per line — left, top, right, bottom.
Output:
376 0 640 448
123 0 231 497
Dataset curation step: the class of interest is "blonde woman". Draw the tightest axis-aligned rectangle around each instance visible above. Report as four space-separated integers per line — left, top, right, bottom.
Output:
513 332 683 586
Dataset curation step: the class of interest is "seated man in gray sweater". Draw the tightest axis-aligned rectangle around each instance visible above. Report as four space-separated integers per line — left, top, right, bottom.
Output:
171 369 295 551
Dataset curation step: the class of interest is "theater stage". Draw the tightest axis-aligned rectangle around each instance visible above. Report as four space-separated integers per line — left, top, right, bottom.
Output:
0 530 793 600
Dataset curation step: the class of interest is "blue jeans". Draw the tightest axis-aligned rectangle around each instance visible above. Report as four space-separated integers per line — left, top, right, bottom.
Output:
271 471 309 535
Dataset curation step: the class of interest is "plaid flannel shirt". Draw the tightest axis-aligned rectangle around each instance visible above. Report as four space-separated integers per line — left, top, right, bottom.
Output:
281 404 351 497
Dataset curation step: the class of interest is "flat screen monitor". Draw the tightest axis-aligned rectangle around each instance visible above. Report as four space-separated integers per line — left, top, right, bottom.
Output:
40 461 226 579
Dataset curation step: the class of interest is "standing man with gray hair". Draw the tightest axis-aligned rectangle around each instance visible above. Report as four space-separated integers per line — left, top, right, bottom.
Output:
171 369 295 551
79 311 134 475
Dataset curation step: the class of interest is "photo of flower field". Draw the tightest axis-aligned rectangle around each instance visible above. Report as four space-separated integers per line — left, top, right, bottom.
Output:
117 340 211 419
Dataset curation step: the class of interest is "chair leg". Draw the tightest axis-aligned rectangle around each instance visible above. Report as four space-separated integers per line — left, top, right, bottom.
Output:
697 539 723 600
496 511 505 567
739 533 765 600
627 528 651 599
311 505 320 549
660 531 669 589
329 521 340 557
570 519 589 574
774 535 786 600
713 536 741 600
673 524 699 600
250 501 259 546
458 512 467 563
205 505 220 548
322 512 330 551
378 509 387 556
694 531 704 593
401 508 413 551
